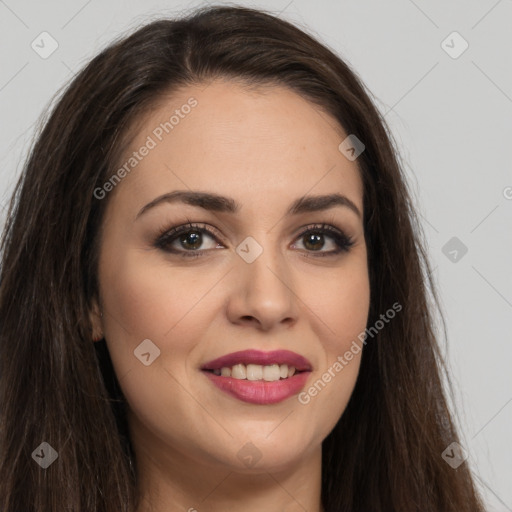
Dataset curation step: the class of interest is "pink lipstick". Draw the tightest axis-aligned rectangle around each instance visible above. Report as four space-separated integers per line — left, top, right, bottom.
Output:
200 349 312 405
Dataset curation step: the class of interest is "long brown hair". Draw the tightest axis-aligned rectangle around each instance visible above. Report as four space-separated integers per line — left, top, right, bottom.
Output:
0 5 484 511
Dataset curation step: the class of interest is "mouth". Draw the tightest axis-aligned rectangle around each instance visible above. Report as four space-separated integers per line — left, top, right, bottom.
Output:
200 348 312 381
202 363 307 381
200 349 312 404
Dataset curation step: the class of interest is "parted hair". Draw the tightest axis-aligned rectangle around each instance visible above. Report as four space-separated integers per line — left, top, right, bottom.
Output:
0 5 484 511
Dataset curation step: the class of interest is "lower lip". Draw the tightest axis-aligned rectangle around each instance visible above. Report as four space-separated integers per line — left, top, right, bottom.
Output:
202 371 311 404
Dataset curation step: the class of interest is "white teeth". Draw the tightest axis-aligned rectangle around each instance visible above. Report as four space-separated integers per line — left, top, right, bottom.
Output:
246 364 263 381
213 363 297 381
231 364 246 379
263 364 280 381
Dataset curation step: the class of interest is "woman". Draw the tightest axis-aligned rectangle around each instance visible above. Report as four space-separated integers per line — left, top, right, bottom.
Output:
0 5 485 511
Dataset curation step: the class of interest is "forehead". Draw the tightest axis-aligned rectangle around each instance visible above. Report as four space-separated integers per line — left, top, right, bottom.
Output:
110 79 364 217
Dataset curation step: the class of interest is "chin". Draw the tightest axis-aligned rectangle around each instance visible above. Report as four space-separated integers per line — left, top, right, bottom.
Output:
221 430 317 473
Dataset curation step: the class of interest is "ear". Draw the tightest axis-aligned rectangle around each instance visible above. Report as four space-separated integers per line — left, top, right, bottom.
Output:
89 296 104 342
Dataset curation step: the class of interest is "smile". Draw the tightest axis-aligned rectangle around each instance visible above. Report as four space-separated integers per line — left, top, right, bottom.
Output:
200 349 312 404
206 363 298 380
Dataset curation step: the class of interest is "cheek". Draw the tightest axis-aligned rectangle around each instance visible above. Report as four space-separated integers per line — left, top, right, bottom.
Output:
305 256 370 354
294 257 369 434
323 282 369 335
98 252 221 430
98 250 222 376
101 249 219 334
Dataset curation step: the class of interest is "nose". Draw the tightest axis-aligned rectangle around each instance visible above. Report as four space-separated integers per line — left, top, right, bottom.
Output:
225 241 299 331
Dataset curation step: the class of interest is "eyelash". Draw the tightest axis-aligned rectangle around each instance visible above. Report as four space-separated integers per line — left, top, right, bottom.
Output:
154 222 355 259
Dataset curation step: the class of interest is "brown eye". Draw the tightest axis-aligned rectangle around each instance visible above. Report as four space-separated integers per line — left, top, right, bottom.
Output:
155 223 222 258
303 232 325 251
293 224 354 256
177 230 203 250
154 222 354 259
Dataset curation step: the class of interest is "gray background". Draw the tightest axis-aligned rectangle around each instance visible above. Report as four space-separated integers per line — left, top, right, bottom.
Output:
1 0 511 509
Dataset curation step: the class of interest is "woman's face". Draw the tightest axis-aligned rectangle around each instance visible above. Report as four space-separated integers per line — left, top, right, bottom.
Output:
92 79 370 475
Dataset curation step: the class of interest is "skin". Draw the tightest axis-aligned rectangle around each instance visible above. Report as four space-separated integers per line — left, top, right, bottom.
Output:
90 78 370 512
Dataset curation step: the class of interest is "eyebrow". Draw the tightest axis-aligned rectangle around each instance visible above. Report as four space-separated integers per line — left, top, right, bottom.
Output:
136 190 362 219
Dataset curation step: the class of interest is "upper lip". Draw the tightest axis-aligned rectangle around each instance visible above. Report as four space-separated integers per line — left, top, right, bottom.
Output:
200 349 313 372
